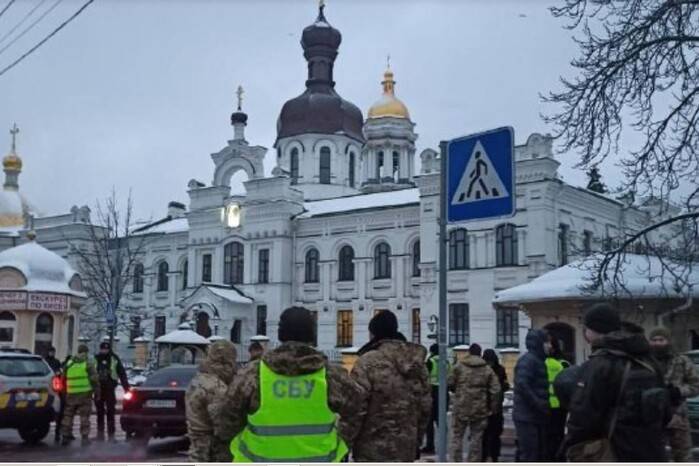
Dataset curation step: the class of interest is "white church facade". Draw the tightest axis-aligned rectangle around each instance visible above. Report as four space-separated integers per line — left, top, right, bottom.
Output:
1 4 660 362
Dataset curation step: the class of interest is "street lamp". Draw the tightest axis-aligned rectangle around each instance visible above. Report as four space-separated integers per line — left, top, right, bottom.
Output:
428 315 438 340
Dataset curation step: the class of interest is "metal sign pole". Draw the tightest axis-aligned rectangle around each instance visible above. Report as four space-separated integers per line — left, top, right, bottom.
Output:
437 140 448 462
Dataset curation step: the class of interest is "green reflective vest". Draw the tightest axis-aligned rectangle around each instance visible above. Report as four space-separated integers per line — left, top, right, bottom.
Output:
230 361 348 463
428 355 451 386
66 359 91 394
545 357 564 409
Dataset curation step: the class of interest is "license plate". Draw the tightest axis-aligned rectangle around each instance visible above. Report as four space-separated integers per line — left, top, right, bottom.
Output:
145 399 176 408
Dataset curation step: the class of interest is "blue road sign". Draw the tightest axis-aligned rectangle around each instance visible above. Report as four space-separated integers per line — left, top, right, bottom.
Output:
446 127 515 223
105 301 116 325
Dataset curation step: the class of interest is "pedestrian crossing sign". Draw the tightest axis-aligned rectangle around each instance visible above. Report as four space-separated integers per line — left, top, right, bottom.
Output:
446 127 515 222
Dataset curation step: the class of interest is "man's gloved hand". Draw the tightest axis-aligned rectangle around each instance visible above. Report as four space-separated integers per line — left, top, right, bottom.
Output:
668 385 683 406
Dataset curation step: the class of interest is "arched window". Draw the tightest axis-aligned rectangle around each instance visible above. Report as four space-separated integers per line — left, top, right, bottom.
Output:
290 148 299 185
157 261 169 291
305 248 320 283
0 311 16 346
349 152 356 188
34 313 54 357
224 242 244 285
338 245 355 281
319 147 331 184
412 240 421 277
449 228 469 270
392 151 400 181
181 259 189 290
132 263 144 293
376 151 384 179
374 242 392 279
496 223 518 266
196 312 211 338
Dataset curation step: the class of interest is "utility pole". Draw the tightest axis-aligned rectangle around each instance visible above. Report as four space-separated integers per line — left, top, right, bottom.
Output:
437 140 448 462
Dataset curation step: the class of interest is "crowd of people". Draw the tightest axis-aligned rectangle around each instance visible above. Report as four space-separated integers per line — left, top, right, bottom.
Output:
49 302 699 462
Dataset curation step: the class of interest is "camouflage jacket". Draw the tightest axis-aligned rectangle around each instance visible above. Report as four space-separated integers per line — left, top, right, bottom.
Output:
448 354 501 421
186 340 237 462
214 342 366 450
659 352 699 429
348 339 431 462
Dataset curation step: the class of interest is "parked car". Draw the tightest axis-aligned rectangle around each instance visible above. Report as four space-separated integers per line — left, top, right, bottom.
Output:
120 364 197 443
684 350 699 445
0 350 60 443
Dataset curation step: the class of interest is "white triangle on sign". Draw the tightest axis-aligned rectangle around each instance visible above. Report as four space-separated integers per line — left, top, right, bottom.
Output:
451 140 509 205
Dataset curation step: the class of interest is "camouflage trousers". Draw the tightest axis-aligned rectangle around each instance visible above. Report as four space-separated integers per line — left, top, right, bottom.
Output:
450 416 488 462
188 433 231 462
666 427 692 462
60 393 92 439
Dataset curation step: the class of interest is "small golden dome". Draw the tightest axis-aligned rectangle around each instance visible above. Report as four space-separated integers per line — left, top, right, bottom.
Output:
3 154 22 172
367 67 410 120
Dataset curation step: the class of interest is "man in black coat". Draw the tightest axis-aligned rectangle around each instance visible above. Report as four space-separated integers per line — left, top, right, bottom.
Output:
513 328 551 461
94 342 130 441
564 304 670 462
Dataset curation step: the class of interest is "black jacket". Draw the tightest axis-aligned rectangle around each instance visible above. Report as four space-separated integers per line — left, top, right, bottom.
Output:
513 329 550 424
44 356 62 374
94 352 130 390
565 331 670 462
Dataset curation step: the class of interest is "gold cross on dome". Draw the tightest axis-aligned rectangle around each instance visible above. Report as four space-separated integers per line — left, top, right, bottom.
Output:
9 123 18 152
236 85 244 111
386 54 391 69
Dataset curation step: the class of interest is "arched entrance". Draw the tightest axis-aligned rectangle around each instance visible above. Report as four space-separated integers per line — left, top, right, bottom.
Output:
544 322 576 364
196 312 212 338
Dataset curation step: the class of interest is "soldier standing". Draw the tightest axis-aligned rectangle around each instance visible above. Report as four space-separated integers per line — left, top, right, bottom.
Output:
649 326 699 462
94 342 130 441
61 344 99 446
186 340 237 462
216 307 365 462
448 343 500 462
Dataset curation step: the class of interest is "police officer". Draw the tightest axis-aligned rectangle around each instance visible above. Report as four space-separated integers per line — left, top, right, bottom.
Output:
544 336 570 460
216 306 365 462
94 342 130 441
61 344 98 446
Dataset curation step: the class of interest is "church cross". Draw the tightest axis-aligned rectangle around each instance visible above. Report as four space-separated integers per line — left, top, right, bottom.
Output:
9 123 18 153
236 85 244 111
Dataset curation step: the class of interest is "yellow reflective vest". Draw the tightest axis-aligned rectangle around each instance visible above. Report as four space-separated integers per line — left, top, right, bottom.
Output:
65 359 91 394
230 361 348 462
545 357 565 409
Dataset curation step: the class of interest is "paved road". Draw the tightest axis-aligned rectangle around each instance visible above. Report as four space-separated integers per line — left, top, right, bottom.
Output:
0 415 189 462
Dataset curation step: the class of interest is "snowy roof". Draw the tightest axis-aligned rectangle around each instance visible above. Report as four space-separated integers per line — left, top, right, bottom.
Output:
156 324 211 345
134 217 189 235
205 285 253 304
300 188 419 218
208 335 225 342
0 240 85 297
493 254 699 306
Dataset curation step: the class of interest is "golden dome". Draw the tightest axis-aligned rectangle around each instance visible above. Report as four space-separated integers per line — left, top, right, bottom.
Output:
367 67 410 120
3 154 22 172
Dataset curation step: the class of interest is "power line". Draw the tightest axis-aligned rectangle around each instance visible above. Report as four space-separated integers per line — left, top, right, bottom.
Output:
0 0 95 78
0 0 17 20
0 0 49 47
0 0 64 57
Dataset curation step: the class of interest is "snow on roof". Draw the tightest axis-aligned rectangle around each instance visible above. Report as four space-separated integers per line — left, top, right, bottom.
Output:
156 326 211 345
494 254 699 306
0 241 85 297
208 335 225 342
300 188 419 218
134 217 189 235
206 285 253 304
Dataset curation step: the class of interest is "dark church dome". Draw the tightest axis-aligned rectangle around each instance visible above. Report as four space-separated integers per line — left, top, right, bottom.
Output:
275 4 364 145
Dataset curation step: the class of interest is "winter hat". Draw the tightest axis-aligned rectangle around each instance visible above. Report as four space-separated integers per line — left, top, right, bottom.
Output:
77 344 89 354
368 310 399 339
649 327 671 341
583 303 621 334
278 307 316 345
469 343 482 356
99 342 111 350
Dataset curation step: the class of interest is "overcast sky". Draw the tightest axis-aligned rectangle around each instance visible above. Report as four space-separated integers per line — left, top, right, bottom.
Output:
0 0 630 221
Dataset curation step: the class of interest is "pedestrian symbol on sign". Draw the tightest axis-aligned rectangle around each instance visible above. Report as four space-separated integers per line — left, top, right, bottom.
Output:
451 140 508 205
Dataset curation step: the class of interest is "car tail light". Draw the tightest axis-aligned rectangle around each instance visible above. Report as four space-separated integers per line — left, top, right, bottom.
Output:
123 390 135 402
51 375 63 393
169 380 178 387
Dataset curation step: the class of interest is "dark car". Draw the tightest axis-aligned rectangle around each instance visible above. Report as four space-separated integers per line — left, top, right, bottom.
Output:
120 365 197 442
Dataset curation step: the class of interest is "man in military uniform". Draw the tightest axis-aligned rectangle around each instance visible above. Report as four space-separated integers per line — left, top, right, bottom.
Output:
448 343 500 462
61 344 98 446
349 310 432 462
186 340 237 462
649 327 699 462
216 307 365 462
94 342 130 441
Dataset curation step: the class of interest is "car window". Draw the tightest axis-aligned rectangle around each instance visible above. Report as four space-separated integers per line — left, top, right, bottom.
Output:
0 357 50 377
142 367 196 388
